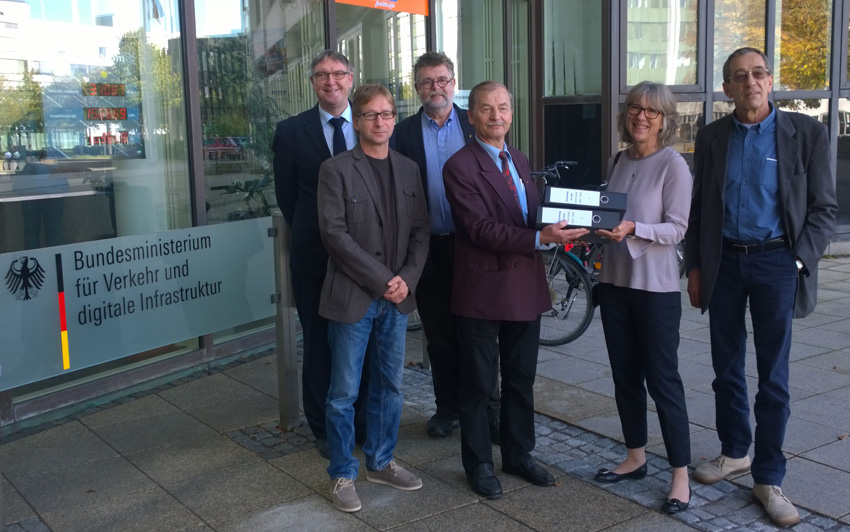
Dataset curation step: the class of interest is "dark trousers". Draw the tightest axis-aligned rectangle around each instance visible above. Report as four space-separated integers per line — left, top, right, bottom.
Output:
292 271 368 440
598 283 691 468
456 316 540 474
417 236 499 420
708 247 796 485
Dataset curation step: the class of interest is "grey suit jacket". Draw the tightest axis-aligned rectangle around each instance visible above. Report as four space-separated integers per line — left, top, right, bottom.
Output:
316 145 430 324
685 108 837 318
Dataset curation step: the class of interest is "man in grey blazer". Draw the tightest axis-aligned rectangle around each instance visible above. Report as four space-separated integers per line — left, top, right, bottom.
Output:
685 47 837 527
317 84 430 513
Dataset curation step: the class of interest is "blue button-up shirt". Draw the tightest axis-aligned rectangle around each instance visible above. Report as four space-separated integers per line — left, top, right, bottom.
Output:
422 107 466 234
723 105 783 241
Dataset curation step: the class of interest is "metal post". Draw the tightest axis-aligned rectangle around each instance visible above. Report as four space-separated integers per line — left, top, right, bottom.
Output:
273 213 300 430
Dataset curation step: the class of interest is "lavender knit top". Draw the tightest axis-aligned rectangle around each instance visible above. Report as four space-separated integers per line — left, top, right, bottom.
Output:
598 146 693 293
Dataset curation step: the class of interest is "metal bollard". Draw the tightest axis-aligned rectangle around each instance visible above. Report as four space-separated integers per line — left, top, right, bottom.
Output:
272 213 300 431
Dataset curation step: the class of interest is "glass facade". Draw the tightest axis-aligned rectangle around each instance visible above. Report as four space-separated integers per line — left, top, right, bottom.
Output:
625 0 698 86
4 0 850 427
0 0 197 401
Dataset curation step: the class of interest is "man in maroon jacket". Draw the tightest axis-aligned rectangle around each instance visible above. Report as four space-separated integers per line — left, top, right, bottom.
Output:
443 81 587 499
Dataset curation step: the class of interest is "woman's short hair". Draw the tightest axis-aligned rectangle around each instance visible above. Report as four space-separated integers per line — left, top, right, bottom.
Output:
617 81 678 147
352 84 396 117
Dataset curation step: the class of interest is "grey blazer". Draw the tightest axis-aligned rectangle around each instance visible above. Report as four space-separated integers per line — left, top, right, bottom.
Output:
685 108 837 318
316 145 430 324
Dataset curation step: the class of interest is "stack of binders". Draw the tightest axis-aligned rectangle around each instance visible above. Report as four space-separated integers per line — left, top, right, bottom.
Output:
535 186 627 243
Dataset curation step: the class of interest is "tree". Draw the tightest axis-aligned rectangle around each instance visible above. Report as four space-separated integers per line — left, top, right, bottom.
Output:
777 0 830 109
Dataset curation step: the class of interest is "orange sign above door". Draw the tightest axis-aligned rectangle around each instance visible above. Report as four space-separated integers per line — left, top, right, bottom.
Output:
336 0 429 16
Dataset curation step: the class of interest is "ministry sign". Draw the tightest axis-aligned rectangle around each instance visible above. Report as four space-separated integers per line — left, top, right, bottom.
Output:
0 218 276 391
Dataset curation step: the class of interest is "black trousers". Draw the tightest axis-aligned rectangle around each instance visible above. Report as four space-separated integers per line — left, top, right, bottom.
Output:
456 316 540 474
598 283 691 468
417 236 499 420
292 271 368 440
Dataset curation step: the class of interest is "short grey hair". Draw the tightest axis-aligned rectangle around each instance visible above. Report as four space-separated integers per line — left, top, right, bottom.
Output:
413 51 455 85
722 47 770 83
617 81 678 147
309 50 353 78
468 81 513 111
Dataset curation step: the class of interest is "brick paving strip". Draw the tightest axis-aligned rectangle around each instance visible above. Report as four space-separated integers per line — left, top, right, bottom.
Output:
4 352 850 532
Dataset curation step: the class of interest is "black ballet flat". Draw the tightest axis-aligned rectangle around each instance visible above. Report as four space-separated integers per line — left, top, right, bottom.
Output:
594 463 648 483
662 487 692 514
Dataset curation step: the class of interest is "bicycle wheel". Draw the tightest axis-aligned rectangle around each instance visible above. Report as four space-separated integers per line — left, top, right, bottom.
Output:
407 308 423 331
539 251 594 346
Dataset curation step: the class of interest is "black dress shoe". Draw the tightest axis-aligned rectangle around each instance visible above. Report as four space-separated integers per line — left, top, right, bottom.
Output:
594 463 647 483
426 412 459 438
467 463 503 499
503 458 555 486
662 487 692 514
316 438 330 459
489 418 501 446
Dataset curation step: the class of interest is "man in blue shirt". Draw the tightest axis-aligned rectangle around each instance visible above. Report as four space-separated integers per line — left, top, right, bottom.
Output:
392 52 501 442
686 48 837 527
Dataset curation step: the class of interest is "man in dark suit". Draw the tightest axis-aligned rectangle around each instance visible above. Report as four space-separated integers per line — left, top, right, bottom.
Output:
272 50 367 458
443 81 588 499
392 51 500 441
317 84 430 512
685 47 836 527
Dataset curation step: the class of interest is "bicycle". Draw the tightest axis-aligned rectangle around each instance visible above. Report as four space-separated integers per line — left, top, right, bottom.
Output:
531 161 597 346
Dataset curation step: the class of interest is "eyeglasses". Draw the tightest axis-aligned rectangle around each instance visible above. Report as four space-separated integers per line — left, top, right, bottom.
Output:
729 68 771 83
418 77 453 89
358 111 396 121
313 70 350 81
627 104 662 119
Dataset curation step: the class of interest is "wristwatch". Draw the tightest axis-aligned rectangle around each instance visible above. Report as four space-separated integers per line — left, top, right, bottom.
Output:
795 259 804 272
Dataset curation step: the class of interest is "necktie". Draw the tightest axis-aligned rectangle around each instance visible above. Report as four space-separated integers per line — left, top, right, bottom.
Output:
498 151 520 207
329 116 347 155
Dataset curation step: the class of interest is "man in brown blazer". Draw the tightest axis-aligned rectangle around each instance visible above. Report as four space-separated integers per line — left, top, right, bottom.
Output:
443 81 587 499
317 84 430 513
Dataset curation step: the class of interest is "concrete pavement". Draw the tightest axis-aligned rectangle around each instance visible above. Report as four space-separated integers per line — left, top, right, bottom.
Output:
3 253 850 531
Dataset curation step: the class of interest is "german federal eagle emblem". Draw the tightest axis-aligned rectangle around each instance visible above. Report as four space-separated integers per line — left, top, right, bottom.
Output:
5 256 46 301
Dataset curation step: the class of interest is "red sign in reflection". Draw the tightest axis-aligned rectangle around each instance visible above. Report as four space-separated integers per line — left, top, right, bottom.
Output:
336 0 428 16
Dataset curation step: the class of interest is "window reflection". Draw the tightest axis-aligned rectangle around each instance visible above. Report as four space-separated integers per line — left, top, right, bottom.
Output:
674 101 703 156
713 0 765 90
775 0 832 91
336 5 426 121
198 0 324 226
837 100 850 225
543 0 601 97
0 1 190 253
625 0 698 86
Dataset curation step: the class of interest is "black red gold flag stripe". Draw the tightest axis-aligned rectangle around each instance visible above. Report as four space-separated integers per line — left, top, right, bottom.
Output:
55 254 69 370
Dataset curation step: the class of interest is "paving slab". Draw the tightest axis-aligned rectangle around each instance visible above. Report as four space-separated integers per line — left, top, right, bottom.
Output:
186 392 279 432
91 410 222 455
170 461 312 527
39 487 203 532
219 494 376 532
125 434 260 488
223 356 281 399
0 422 119 480
800 437 850 473
394 502 535 532
80 394 181 428
11 455 156 515
157 373 263 410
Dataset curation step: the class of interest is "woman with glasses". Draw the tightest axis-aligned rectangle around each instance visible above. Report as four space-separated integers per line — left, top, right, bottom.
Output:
592 81 693 514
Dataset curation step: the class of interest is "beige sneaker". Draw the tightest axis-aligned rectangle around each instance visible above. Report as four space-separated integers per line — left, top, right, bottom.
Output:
753 484 800 527
330 477 361 512
366 460 423 490
693 454 751 484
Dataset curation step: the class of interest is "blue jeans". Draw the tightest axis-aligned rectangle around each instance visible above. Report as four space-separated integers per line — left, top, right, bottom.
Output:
326 299 408 480
708 247 797 485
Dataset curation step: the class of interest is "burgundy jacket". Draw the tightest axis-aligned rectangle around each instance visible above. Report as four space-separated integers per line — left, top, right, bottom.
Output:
442 141 550 321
